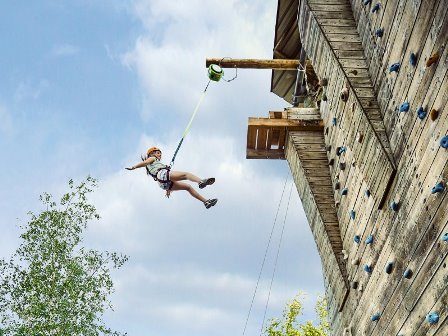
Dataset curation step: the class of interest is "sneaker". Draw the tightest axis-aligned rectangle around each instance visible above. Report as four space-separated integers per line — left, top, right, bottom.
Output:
199 177 215 189
204 198 218 209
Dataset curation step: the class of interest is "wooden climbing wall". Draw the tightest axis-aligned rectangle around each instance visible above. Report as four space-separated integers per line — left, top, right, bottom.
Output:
267 0 448 335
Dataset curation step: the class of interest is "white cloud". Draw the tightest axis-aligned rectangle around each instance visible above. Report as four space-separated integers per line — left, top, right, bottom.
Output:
13 79 49 102
0 104 14 137
51 43 80 57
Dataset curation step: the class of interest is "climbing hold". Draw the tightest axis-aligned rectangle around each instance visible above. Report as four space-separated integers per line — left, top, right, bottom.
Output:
365 235 374 245
329 158 335 166
322 93 328 101
319 78 328 87
341 188 348 196
410 52 418 66
356 132 364 143
389 62 400 73
431 182 445 194
342 250 349 260
440 136 448 149
207 64 224 82
350 210 356 220
371 313 380 321
332 117 337 126
337 146 347 155
417 107 427 120
326 145 332 152
364 264 372 273
365 189 371 198
340 87 349 102
335 201 340 208
426 312 439 324
403 269 413 279
399 102 410 112
372 3 380 12
363 0 372 5
354 235 361 244
429 108 438 121
335 181 341 190
442 233 448 242
390 201 399 211
351 281 358 289
375 28 384 37
352 258 360 266
339 162 346 170
426 52 439 67
385 262 393 274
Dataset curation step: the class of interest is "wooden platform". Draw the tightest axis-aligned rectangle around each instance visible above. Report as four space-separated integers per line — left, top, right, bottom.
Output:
246 109 324 159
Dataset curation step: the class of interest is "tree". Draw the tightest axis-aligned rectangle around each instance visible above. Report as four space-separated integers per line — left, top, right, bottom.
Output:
264 292 330 336
0 177 128 336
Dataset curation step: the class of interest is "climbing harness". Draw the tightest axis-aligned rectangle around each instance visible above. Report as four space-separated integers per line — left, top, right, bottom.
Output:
242 171 293 336
169 58 237 168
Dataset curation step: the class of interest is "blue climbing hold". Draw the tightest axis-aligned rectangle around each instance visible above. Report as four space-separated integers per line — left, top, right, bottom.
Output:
389 62 400 73
375 28 384 37
390 201 399 211
354 235 361 244
372 3 380 13
338 146 347 155
417 107 427 120
426 312 439 324
365 235 374 245
341 188 348 196
403 269 413 279
365 189 371 197
399 102 410 112
440 135 448 149
350 210 356 220
363 0 372 5
442 233 448 242
431 182 445 194
410 52 418 66
385 262 393 274
371 312 380 321
364 264 372 273
332 117 337 126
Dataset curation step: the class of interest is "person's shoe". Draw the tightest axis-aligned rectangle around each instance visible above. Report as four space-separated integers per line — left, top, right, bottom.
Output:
199 177 215 189
204 199 218 209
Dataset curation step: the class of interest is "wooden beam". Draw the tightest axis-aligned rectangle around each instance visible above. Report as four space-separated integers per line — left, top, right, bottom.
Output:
248 117 324 130
206 58 301 70
246 148 285 160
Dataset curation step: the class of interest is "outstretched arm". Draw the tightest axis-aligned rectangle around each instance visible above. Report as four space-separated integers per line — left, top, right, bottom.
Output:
126 157 156 170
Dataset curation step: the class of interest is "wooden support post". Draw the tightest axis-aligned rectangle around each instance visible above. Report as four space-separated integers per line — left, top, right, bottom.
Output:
206 58 300 70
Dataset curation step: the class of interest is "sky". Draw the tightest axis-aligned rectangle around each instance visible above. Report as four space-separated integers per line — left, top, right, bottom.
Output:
0 1 325 335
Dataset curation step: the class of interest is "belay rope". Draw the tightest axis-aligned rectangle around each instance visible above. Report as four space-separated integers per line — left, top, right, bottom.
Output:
242 171 294 335
168 58 237 168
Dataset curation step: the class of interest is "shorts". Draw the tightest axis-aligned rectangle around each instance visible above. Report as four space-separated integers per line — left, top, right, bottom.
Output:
156 169 173 190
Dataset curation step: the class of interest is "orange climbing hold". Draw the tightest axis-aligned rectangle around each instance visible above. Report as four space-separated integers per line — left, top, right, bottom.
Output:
426 52 439 67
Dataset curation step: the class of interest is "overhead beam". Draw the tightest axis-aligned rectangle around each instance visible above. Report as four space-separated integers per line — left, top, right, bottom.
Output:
206 58 300 70
248 117 324 131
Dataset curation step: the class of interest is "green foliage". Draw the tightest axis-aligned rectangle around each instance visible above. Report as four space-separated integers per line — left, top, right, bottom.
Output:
264 293 330 336
0 177 128 336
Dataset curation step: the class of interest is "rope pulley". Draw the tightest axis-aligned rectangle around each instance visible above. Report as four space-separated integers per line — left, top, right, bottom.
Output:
208 64 224 82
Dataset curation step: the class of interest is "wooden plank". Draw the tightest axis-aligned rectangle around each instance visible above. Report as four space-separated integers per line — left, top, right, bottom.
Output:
256 128 268 150
247 125 256 149
246 148 285 160
248 117 324 130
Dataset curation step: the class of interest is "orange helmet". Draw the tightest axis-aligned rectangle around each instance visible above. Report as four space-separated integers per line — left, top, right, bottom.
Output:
147 147 161 156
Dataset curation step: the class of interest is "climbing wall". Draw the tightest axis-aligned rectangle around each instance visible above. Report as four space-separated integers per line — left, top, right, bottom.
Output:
285 0 448 335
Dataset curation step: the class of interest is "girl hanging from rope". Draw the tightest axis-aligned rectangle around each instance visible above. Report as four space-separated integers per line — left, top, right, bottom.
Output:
126 147 218 209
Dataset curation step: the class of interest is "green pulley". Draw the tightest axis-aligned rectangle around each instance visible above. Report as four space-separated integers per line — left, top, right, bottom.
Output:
208 64 224 82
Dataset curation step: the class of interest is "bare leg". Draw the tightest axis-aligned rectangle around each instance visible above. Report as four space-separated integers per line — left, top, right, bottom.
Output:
170 171 202 183
170 181 207 203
